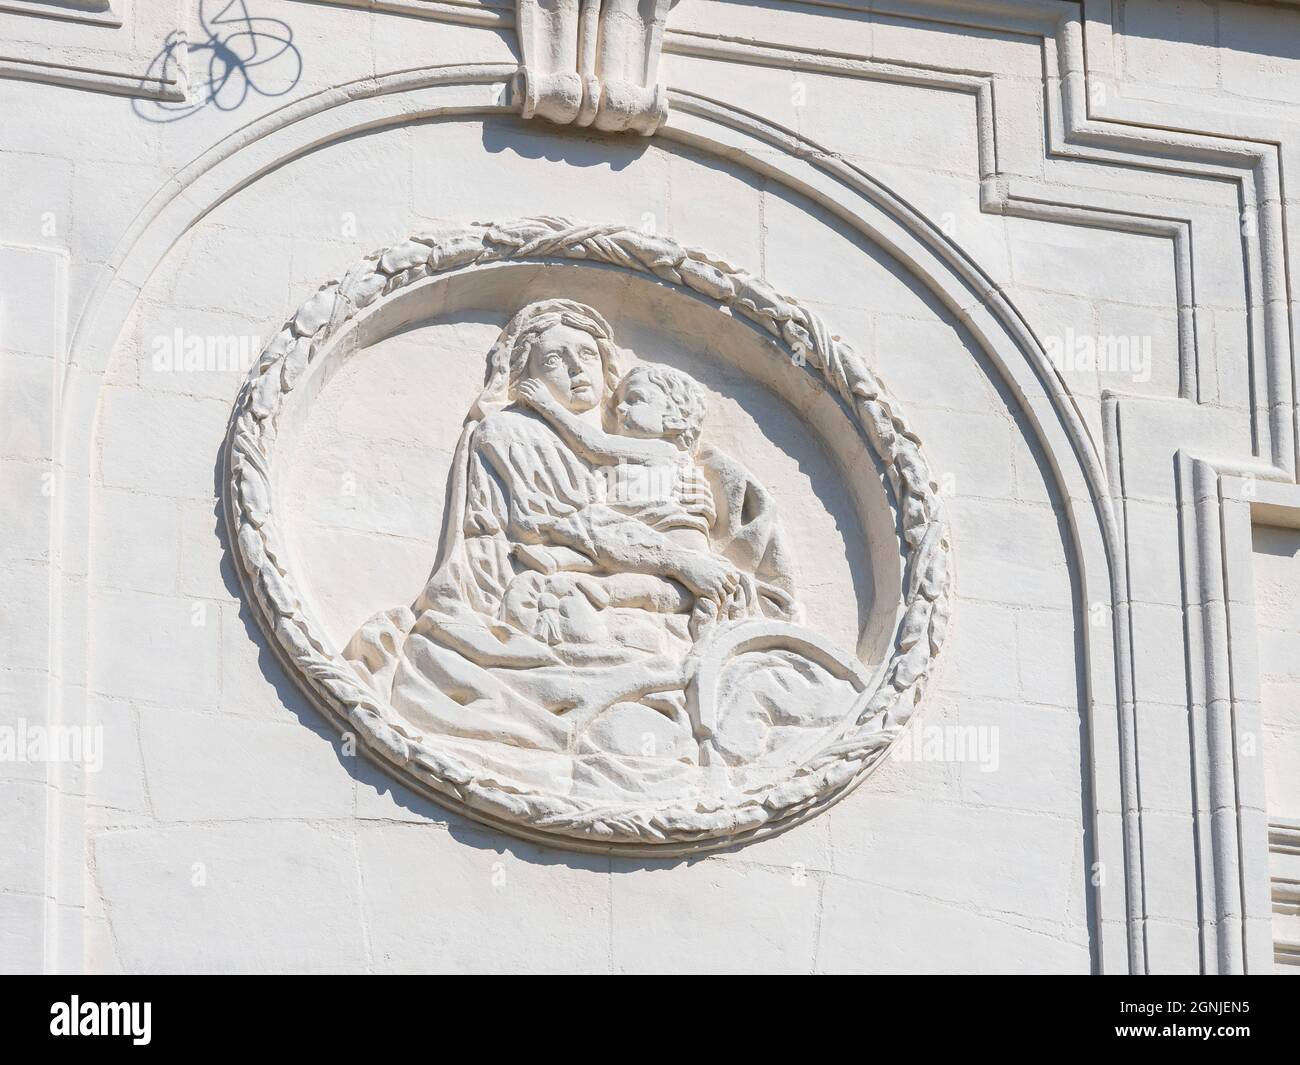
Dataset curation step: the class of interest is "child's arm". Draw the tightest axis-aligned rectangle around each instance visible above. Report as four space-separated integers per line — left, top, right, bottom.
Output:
517 379 677 464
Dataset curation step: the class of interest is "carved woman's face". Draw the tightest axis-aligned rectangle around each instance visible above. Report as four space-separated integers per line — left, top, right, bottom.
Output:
526 324 604 412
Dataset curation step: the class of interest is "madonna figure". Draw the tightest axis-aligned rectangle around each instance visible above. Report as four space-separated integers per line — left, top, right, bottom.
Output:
345 299 860 796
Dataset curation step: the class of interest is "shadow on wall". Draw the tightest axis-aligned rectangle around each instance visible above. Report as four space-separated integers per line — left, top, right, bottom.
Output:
481 117 650 171
134 0 302 123
1118 0 1300 64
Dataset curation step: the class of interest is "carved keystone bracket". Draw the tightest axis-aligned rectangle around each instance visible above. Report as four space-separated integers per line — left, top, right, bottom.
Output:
515 0 670 135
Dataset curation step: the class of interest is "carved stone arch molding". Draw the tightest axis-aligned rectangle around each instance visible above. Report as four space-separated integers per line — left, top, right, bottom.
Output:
58 68 1125 959
223 217 951 852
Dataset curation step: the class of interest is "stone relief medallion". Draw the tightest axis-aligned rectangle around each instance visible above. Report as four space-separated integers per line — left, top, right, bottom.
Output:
224 218 952 854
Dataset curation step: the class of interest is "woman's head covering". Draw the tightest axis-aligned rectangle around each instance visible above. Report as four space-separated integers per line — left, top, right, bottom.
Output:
471 299 621 419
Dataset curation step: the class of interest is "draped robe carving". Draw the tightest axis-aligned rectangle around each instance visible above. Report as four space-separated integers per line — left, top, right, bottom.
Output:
343 300 867 799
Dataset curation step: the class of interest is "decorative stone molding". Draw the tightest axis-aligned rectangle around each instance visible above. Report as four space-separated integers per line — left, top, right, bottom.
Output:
1268 820 1300 969
0 7 185 100
514 0 669 134
0 0 120 28
0 52 186 100
223 217 951 854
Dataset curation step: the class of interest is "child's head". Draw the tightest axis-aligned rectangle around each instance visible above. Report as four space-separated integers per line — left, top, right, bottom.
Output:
612 365 707 452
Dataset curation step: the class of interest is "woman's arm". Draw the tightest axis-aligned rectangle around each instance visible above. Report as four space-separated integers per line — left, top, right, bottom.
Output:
475 411 738 603
516 379 677 465
552 505 740 604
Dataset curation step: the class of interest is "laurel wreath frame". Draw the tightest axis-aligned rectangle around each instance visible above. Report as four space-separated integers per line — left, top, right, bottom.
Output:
223 217 952 853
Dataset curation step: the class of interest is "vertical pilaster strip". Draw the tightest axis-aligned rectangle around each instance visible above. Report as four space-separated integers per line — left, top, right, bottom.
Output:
0 243 66 972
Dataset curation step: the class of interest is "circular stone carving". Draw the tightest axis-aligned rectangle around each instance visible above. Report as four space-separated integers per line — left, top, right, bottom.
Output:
223 217 952 854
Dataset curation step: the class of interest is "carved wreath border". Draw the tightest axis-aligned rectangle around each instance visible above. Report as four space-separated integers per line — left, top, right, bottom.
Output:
224 217 952 851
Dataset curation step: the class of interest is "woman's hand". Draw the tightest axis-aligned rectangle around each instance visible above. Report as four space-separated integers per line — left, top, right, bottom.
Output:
685 566 751 638
674 551 740 604
676 465 716 528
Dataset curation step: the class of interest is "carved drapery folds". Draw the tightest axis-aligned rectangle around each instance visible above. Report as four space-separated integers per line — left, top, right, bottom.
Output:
515 0 670 135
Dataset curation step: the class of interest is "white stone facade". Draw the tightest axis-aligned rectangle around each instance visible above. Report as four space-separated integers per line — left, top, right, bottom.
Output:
1 0 1298 974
